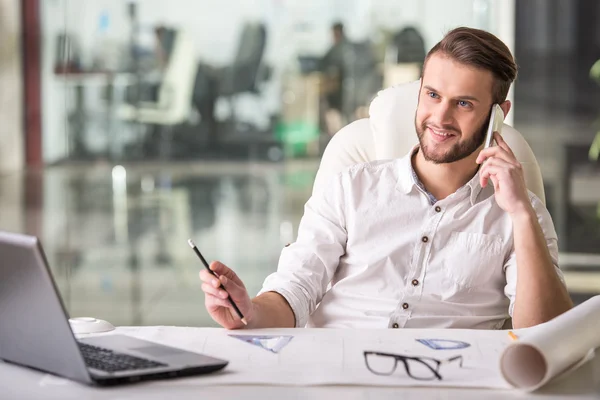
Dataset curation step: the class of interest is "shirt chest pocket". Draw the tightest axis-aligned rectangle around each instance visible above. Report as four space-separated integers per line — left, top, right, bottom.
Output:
443 232 503 289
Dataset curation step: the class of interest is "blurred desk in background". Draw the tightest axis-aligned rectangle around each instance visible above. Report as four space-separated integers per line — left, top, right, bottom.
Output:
381 62 421 88
278 72 323 157
54 71 138 160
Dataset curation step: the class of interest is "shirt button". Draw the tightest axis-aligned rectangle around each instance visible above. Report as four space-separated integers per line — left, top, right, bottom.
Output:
421 236 429 243
411 279 419 286
435 206 441 212
392 323 399 329
402 303 409 310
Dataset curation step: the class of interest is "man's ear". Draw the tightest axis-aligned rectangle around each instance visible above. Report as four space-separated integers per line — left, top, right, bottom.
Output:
500 100 511 119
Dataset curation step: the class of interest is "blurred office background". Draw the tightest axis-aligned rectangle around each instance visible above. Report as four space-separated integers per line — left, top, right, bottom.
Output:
0 0 599 326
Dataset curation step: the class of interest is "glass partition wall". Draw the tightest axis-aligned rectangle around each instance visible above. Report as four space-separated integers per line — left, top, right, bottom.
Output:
24 0 599 326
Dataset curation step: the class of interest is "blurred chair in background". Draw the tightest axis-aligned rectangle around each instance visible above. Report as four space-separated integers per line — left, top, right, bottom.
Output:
118 29 197 158
588 59 600 221
382 26 425 89
393 26 426 65
154 26 177 70
589 59 600 163
216 23 268 123
191 22 271 152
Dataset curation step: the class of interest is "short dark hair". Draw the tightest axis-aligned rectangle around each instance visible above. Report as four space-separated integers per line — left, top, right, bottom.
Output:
332 22 344 33
424 27 517 104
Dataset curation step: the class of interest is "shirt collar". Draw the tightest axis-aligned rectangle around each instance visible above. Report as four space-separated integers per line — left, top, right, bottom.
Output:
396 145 484 206
465 169 484 205
396 145 420 195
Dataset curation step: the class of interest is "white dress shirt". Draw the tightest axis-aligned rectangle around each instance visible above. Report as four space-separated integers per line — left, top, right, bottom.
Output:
259 148 564 329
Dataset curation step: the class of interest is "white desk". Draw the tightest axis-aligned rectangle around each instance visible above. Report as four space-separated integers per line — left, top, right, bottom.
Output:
1 327 599 400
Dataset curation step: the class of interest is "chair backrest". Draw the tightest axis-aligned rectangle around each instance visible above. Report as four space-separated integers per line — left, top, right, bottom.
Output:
340 41 381 119
393 26 426 64
314 80 546 204
221 23 267 95
156 30 197 123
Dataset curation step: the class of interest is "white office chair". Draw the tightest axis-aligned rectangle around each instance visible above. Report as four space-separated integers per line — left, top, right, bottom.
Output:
118 30 197 126
313 80 546 204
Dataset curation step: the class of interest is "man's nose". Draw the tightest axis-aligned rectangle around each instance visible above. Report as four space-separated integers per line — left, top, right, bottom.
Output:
430 102 454 126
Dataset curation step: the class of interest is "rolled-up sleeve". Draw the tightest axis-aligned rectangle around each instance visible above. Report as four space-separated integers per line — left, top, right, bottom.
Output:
258 173 348 327
503 194 566 317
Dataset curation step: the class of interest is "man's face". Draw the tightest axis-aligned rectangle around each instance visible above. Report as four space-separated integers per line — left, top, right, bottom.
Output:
333 29 343 43
415 53 494 164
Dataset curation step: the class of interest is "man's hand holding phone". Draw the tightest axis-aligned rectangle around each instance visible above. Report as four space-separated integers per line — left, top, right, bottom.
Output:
477 132 531 217
476 104 532 216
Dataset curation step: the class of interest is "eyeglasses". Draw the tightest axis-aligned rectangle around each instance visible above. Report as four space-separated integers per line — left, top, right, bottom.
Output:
363 351 463 381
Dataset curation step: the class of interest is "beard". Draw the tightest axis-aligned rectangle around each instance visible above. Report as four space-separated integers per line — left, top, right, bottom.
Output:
415 113 489 164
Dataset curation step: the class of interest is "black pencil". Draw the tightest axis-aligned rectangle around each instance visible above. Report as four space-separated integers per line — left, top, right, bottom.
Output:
188 239 247 325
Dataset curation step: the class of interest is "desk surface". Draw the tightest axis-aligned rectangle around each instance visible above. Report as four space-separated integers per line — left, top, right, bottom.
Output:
1 327 599 400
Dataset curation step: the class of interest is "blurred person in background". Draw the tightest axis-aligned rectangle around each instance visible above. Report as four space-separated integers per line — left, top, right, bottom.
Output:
319 22 351 135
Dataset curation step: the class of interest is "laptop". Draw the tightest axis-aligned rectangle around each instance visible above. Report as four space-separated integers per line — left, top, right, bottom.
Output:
0 231 228 386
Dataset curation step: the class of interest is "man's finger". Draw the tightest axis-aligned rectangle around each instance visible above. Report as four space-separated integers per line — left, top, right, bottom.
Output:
199 269 219 285
483 155 523 176
481 156 514 170
479 164 491 187
201 283 228 299
493 132 516 158
480 165 504 181
489 174 500 191
477 146 504 163
209 261 244 286
205 294 236 312
218 275 247 302
479 164 505 188
477 146 519 166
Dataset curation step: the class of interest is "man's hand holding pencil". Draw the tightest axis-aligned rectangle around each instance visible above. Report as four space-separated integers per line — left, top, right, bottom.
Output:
190 240 253 330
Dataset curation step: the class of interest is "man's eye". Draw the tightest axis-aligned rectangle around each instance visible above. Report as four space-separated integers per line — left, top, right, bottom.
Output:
428 92 439 99
458 100 470 107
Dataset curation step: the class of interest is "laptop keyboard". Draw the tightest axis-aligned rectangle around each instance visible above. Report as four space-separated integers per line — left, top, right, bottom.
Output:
78 342 168 373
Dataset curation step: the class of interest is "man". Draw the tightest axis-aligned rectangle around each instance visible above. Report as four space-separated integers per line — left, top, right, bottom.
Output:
319 22 349 111
199 27 573 330
319 22 380 132
319 22 352 134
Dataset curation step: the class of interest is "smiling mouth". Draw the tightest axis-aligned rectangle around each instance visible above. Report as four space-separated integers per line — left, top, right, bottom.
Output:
427 126 456 142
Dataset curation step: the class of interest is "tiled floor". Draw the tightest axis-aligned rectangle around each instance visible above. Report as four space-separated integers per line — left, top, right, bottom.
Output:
0 160 318 327
1 142 599 328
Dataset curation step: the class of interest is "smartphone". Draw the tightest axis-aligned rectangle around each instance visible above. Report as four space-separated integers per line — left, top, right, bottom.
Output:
483 104 505 148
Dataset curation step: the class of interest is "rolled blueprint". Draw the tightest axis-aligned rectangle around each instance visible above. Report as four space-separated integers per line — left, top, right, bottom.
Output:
500 295 600 391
